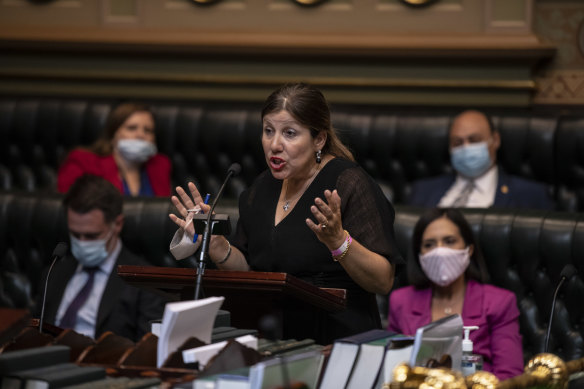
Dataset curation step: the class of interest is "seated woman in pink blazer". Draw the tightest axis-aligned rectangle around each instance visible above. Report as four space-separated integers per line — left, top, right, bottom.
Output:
58 103 171 197
388 208 523 380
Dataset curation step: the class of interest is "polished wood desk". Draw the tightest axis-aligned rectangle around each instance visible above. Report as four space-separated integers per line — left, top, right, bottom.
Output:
117 265 347 331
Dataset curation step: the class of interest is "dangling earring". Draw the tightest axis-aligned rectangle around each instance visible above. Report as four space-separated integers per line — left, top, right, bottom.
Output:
316 150 322 164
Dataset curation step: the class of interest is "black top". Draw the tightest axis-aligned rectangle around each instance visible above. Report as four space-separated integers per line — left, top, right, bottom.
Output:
233 158 402 344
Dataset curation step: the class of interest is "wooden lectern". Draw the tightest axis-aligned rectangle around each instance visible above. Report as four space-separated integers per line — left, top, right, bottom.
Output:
117 265 346 333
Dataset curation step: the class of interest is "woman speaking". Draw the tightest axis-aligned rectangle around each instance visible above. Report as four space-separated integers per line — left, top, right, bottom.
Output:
170 83 402 344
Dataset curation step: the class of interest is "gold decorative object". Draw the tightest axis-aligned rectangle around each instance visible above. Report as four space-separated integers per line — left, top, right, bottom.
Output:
389 363 465 389
465 371 499 389
290 0 328 6
189 0 221 5
566 356 584 375
399 0 439 8
525 353 569 389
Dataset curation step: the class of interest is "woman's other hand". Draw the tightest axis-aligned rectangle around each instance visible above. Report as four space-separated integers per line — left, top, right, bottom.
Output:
306 189 346 250
306 188 394 294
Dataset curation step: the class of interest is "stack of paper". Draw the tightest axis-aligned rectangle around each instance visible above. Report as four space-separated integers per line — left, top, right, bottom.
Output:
157 296 225 367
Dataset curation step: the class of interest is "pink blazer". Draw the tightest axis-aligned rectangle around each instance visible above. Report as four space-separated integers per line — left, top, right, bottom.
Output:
388 279 523 380
57 149 171 196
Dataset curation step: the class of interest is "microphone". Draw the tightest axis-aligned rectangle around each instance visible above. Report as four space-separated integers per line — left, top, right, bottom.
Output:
194 163 242 300
208 163 241 216
544 264 577 352
39 242 68 333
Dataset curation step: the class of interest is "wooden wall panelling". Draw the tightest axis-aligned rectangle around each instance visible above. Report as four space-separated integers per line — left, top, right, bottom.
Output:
0 0 556 106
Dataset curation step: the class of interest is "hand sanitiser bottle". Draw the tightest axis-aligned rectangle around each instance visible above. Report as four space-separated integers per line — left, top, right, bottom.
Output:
461 326 483 376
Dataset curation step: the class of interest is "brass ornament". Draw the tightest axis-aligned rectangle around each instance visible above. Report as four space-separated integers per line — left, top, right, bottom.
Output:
465 371 499 389
291 0 329 7
399 0 440 8
525 353 569 389
189 0 222 5
390 363 466 389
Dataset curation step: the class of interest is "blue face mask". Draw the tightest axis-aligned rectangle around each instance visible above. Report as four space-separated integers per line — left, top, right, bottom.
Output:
69 228 114 268
451 142 492 178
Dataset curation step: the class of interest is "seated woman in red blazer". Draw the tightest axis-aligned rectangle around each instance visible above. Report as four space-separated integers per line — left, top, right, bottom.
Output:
58 103 171 197
388 208 523 380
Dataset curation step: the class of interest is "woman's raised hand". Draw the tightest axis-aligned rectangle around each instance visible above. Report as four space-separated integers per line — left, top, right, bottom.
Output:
306 189 346 251
169 182 211 238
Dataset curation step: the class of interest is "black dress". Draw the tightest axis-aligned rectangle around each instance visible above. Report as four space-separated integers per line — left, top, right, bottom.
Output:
232 158 402 344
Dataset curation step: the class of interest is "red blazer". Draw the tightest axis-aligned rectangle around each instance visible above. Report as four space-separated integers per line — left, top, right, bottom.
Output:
388 280 524 380
57 149 171 196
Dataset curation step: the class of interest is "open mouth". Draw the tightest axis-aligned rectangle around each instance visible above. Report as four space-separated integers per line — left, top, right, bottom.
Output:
270 157 285 170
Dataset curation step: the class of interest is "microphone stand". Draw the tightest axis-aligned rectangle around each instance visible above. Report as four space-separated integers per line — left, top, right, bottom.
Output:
544 279 564 353
194 164 240 300
544 264 577 353
39 242 68 333
194 210 217 300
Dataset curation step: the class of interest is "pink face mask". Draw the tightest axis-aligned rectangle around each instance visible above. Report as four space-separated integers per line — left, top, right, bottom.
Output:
419 247 470 287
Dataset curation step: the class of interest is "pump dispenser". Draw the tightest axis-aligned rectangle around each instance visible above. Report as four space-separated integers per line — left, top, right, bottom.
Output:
461 326 483 376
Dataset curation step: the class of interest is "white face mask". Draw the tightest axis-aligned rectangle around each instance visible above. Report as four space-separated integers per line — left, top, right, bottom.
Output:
69 227 114 268
117 139 157 163
419 247 470 287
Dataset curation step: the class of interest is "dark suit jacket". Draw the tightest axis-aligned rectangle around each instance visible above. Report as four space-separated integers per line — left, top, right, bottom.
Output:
408 167 555 210
37 245 166 342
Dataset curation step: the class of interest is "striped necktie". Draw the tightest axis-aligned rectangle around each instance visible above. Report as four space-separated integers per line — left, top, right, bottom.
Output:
59 267 98 329
451 181 475 207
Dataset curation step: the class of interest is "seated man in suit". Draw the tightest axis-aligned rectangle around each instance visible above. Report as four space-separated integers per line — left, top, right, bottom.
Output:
37 174 167 341
408 110 555 209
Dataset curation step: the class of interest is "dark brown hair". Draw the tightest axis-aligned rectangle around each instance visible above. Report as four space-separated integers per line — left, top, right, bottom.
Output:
408 208 489 288
91 102 155 156
63 174 123 223
261 83 355 162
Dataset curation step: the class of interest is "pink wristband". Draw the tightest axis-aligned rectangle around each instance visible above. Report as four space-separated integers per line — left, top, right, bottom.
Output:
331 231 351 257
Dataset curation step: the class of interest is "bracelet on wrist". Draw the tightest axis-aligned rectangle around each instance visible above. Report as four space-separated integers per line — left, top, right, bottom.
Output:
332 230 352 261
215 240 232 265
331 231 349 256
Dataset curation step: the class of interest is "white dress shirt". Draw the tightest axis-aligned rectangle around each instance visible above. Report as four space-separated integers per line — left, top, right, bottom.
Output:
438 166 498 208
56 239 121 338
